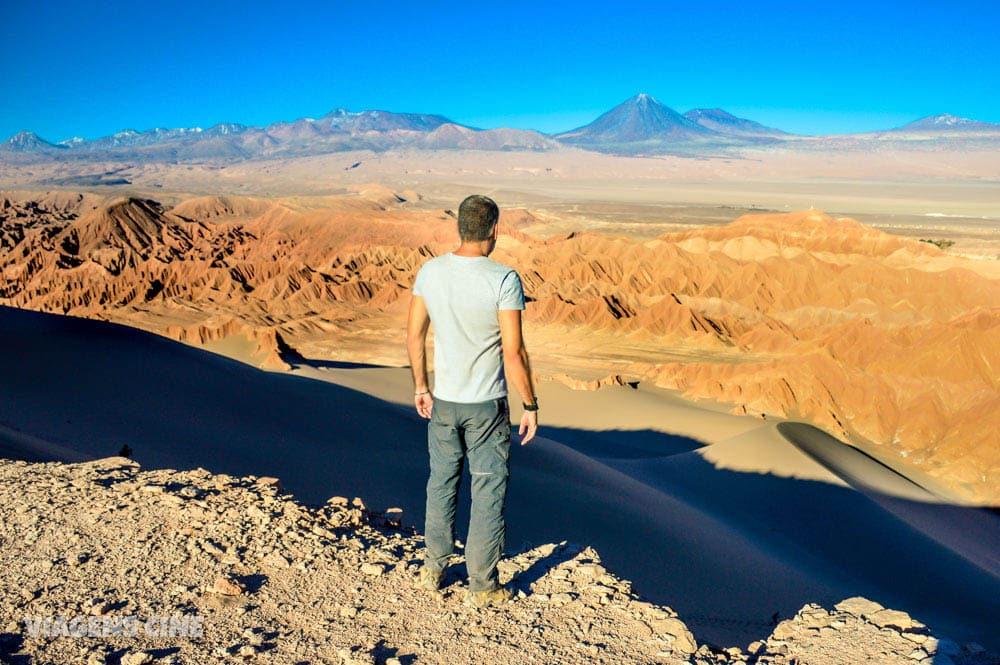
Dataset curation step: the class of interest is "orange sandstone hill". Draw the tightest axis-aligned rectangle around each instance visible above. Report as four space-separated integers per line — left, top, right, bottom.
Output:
1 189 997 504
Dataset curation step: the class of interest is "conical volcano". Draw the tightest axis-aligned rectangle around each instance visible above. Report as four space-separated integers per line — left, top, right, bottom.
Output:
556 93 714 149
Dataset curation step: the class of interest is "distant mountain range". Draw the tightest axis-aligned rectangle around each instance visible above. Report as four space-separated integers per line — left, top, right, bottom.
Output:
556 94 789 153
3 94 998 162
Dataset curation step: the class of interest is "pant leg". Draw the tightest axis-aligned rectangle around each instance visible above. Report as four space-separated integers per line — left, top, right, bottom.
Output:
462 397 512 592
424 399 464 572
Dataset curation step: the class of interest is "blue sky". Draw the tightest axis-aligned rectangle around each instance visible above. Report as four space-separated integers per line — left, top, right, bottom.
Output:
2 0 998 141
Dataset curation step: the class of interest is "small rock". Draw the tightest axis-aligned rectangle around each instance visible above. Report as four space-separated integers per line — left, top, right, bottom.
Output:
263 552 291 568
255 476 283 492
771 619 798 641
312 525 335 539
212 576 247 596
121 652 154 665
834 596 884 618
201 540 226 557
797 604 832 628
868 608 915 631
576 563 605 579
88 598 112 616
647 617 697 654
360 562 387 576
237 644 257 658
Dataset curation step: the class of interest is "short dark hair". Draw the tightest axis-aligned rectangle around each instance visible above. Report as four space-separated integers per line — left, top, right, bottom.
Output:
457 195 499 241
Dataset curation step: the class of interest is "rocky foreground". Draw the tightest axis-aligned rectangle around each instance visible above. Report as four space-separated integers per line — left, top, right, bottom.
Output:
0 457 995 665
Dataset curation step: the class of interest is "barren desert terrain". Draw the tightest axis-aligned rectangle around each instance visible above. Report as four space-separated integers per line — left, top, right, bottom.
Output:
1 171 997 504
1 141 999 658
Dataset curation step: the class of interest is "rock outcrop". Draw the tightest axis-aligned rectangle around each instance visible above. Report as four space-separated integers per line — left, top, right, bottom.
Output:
0 457 995 665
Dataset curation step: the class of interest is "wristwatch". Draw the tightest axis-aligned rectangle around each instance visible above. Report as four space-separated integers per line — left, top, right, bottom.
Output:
522 400 539 412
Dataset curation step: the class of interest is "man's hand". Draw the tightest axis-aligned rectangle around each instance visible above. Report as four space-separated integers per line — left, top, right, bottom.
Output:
415 392 434 419
518 410 538 446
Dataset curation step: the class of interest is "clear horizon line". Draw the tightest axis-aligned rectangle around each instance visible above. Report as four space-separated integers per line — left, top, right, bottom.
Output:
5 103 996 145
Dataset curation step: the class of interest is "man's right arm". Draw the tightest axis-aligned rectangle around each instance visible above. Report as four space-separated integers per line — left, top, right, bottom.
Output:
498 309 538 445
407 294 434 419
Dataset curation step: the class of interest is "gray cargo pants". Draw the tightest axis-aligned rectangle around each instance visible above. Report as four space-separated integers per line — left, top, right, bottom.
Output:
424 396 512 592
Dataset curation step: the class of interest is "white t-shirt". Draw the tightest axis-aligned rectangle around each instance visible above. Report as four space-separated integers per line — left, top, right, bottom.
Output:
412 253 526 403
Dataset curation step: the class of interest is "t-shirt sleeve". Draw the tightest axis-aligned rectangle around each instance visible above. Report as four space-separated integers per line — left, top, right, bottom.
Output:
412 266 426 296
498 270 526 311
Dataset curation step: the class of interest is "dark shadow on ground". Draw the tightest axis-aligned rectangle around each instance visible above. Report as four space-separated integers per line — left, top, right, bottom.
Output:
508 542 594 593
539 424 704 459
289 358 388 371
1 305 998 652
0 631 30 664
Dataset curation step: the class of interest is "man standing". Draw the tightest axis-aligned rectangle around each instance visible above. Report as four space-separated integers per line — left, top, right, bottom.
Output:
406 194 538 608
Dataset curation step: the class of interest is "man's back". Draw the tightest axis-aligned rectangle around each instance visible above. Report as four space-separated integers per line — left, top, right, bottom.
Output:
406 194 537 606
412 252 525 403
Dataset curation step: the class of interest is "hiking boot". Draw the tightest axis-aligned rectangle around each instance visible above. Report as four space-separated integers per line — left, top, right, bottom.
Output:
414 566 445 591
464 585 513 608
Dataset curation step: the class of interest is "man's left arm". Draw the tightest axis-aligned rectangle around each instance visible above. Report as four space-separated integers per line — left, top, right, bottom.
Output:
406 294 434 418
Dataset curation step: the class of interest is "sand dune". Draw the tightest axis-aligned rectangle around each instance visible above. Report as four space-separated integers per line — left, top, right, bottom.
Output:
1 305 998 651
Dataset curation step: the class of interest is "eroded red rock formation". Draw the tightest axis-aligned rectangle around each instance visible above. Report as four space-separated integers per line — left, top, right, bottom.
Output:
2 192 997 503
